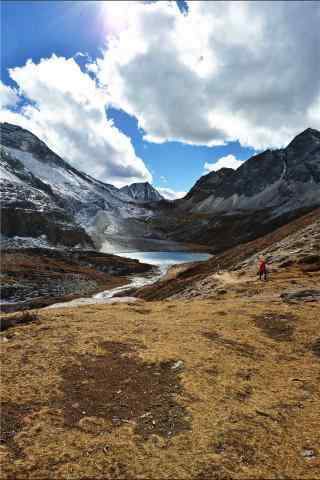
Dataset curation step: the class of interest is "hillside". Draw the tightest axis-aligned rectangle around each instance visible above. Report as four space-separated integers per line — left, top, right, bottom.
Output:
179 128 320 215
148 128 320 252
0 248 154 313
1 245 319 479
135 208 320 301
1 124 319 479
1 205 320 479
0 123 157 250
1 124 319 254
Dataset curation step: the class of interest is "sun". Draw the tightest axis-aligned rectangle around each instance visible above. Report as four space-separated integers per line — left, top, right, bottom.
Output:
99 0 131 36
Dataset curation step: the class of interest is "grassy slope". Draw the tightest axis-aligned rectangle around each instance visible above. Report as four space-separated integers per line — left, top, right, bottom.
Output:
135 208 320 301
1 208 320 479
1 264 320 479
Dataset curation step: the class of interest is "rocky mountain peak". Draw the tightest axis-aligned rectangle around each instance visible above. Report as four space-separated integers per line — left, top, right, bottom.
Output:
184 167 235 203
181 127 320 215
2 122 46 151
287 127 320 153
0 122 68 169
120 182 163 202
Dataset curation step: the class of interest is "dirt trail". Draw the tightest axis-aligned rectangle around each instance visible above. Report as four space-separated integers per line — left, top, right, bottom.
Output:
212 270 252 285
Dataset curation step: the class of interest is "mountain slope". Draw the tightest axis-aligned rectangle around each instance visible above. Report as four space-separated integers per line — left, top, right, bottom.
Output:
135 207 320 301
182 128 320 215
1 123 319 253
120 182 163 202
0 123 153 249
182 167 235 205
149 128 320 252
0 145 93 248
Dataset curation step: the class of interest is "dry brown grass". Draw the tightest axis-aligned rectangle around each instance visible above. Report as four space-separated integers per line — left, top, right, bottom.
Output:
0 311 39 332
1 277 319 479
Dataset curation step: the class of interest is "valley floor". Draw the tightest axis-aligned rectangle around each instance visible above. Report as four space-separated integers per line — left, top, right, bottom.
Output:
1 261 319 479
1 209 320 479
0 248 154 313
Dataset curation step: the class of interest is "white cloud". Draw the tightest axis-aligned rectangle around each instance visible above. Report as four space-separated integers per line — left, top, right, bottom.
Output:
0 81 19 108
0 55 151 187
156 187 187 200
94 0 320 150
2 1 319 191
204 154 244 173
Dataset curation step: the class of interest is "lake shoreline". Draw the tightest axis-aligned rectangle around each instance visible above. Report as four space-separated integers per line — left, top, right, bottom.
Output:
47 251 211 309
100 235 213 254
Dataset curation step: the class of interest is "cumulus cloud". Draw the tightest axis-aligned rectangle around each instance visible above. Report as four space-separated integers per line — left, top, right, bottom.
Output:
94 0 320 149
0 55 151 186
204 154 244 173
156 187 187 200
0 81 19 108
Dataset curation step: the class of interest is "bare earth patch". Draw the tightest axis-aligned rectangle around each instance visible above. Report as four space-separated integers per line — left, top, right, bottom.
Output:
60 340 190 440
0 401 37 458
203 331 262 359
253 312 297 341
0 311 39 332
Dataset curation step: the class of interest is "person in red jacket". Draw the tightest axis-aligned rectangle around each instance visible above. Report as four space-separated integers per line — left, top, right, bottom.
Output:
258 257 267 281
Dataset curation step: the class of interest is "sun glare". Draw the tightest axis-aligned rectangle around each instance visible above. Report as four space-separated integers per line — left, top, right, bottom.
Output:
100 0 131 35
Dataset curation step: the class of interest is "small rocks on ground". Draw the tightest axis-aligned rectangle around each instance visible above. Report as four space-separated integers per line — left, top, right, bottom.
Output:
281 289 320 302
302 449 317 459
171 360 184 370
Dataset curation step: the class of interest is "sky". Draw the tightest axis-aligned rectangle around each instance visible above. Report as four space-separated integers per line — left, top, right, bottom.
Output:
1 1 320 199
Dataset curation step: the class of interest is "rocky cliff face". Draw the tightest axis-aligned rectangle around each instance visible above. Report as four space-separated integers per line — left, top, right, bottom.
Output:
181 128 320 216
0 145 93 248
182 168 235 206
150 128 320 252
0 123 153 249
120 182 163 202
1 123 319 253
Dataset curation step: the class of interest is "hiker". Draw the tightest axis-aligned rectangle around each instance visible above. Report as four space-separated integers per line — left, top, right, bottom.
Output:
258 257 267 281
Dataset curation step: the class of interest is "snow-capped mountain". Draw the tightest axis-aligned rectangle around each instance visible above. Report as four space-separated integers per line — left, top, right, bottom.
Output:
0 123 152 249
1 122 319 254
120 182 163 202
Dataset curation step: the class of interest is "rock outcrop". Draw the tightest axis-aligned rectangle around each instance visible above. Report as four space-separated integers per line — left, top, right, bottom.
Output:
181 128 320 215
0 123 152 249
120 182 163 202
150 128 320 252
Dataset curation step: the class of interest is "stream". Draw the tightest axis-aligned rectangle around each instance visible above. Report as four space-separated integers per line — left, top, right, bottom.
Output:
48 251 211 309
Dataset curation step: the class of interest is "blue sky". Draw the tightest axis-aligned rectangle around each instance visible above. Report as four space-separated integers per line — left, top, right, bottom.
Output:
107 107 254 193
1 1 319 197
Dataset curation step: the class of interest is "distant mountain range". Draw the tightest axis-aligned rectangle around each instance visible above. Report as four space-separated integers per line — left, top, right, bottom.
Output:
1 122 319 252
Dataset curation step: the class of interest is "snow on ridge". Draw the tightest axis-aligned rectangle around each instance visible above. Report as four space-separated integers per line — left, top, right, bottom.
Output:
0 163 22 184
1 140 157 251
